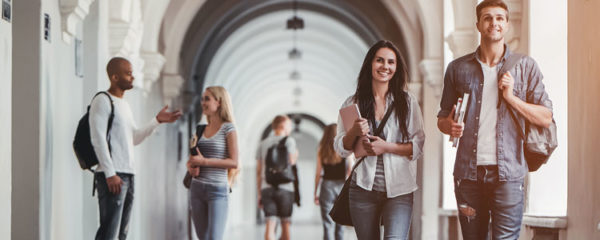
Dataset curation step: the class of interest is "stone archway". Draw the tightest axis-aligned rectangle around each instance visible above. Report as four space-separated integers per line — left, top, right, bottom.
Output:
158 0 442 237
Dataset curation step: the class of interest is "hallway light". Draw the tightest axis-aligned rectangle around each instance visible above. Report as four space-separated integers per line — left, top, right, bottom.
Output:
289 48 302 59
286 0 303 30
293 86 302 96
293 117 301 132
290 71 301 80
286 16 304 30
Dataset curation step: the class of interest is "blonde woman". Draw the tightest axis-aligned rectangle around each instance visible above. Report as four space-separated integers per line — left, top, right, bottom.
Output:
314 124 352 240
187 86 239 240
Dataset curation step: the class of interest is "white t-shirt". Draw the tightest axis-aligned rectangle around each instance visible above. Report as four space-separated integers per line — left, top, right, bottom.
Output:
89 92 160 178
476 60 499 166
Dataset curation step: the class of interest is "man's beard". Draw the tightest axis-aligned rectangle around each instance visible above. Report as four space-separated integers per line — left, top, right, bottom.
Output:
118 80 134 90
484 33 504 43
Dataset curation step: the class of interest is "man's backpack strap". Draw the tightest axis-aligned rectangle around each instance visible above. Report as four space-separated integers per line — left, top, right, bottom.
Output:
497 53 525 108
278 136 289 147
496 53 526 136
90 91 115 196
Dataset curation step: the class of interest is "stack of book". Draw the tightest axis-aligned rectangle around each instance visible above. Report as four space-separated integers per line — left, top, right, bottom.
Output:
452 93 470 148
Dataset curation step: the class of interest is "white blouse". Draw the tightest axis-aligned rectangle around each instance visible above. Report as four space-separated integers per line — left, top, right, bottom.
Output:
334 93 425 198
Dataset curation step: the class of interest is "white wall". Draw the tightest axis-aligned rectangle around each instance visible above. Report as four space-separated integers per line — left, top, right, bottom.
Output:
39 1 88 239
526 0 568 217
0 6 12 239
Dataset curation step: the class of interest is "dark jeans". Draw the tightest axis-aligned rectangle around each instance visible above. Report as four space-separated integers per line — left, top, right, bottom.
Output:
454 166 525 240
95 172 134 240
349 183 413 240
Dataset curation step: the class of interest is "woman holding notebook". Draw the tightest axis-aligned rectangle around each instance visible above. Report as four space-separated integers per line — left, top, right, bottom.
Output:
333 40 425 240
187 86 239 240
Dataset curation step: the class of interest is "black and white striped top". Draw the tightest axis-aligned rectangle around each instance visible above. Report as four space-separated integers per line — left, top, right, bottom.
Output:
372 120 386 192
193 122 236 185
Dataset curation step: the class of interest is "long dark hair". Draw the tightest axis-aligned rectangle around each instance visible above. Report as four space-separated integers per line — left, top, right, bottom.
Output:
352 40 410 141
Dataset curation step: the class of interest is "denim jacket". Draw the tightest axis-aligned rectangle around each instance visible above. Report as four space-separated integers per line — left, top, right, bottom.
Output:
438 45 553 181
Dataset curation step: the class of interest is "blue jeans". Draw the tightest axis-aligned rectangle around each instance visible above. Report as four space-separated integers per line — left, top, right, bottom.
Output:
95 172 134 240
190 180 229 240
349 183 413 240
454 166 525 240
319 179 345 240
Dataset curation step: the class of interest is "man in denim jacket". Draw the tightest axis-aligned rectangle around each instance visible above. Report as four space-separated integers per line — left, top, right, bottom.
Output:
437 0 553 239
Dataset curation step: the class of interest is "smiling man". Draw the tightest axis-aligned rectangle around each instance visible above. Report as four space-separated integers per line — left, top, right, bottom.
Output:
437 0 553 239
90 57 182 240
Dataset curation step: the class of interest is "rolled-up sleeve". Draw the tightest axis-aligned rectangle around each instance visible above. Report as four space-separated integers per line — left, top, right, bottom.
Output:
524 57 553 112
437 62 458 118
334 97 354 158
407 94 425 161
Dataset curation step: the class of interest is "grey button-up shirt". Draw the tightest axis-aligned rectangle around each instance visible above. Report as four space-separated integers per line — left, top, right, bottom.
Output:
438 45 553 181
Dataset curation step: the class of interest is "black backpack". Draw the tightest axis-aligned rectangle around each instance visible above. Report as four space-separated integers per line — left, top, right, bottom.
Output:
73 92 115 171
265 136 295 186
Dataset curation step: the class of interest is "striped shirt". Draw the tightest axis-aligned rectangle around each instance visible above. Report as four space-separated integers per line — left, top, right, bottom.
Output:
193 122 236 185
352 120 387 192
372 120 387 192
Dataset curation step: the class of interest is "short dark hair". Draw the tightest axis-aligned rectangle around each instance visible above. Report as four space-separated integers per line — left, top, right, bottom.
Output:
106 57 129 78
476 0 509 22
271 115 290 130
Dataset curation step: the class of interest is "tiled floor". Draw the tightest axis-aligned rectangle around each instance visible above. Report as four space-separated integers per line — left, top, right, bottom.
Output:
224 222 358 240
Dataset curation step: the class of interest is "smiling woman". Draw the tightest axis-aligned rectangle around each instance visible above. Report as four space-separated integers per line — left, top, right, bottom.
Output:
334 40 425 240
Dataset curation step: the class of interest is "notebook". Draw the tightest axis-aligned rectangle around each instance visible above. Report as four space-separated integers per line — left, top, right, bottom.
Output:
452 93 470 148
339 104 369 158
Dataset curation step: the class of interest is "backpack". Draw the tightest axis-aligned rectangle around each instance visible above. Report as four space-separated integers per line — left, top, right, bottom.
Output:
73 92 115 171
265 136 295 186
499 54 558 172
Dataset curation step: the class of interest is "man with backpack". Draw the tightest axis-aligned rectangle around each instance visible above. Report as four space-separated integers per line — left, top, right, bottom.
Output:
437 1 554 239
256 115 299 240
89 57 181 240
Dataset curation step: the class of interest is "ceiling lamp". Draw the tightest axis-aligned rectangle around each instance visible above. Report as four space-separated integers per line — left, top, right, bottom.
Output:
290 70 301 80
286 0 304 30
289 48 301 60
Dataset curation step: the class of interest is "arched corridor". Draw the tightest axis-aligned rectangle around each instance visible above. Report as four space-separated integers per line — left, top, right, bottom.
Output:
1 0 599 239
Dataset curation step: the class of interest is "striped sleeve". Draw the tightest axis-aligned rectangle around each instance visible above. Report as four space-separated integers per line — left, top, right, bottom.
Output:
223 122 236 134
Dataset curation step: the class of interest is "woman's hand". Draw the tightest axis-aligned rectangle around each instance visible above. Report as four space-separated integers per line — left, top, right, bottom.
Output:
363 135 387 156
314 195 320 205
349 118 369 138
188 148 206 169
186 160 200 177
